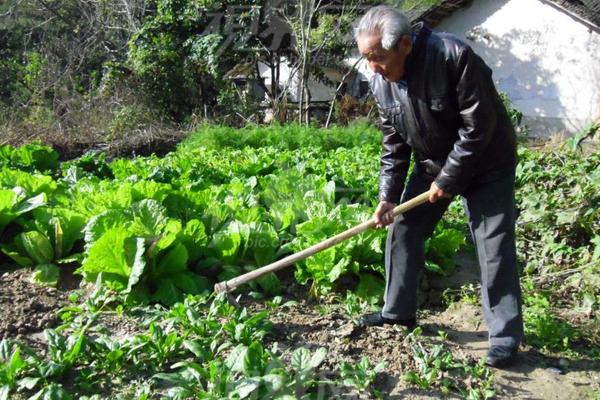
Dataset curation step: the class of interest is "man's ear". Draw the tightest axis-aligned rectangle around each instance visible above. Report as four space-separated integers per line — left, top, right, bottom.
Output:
398 34 412 55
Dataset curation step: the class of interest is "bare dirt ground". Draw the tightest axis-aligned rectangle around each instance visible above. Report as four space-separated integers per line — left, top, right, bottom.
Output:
263 296 600 399
260 256 600 399
0 268 74 353
2 264 599 399
428 303 600 399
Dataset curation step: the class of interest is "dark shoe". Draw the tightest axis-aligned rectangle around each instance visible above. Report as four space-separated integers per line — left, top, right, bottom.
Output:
357 312 416 329
486 346 518 368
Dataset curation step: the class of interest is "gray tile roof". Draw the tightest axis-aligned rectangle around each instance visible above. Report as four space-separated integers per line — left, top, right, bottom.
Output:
406 0 472 26
409 0 600 29
546 0 600 28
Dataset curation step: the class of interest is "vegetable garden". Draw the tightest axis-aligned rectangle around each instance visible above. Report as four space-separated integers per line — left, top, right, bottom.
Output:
0 122 599 399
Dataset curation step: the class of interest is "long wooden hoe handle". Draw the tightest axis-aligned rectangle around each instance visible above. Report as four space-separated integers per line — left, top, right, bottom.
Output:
214 190 431 294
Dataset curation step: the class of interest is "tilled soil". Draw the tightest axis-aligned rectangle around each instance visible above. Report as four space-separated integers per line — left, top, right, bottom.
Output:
0 268 75 352
261 295 600 399
425 303 600 400
263 298 442 398
2 266 599 399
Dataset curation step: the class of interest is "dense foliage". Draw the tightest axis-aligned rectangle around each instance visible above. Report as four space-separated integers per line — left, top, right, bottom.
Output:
1 0 446 144
0 122 598 398
1 123 598 308
515 143 600 352
0 290 356 399
0 0 371 134
0 122 467 305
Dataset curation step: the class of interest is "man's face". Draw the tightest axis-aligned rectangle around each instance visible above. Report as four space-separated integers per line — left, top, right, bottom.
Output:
357 34 411 82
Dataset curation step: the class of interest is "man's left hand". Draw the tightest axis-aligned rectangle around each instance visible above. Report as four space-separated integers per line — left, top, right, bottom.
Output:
429 182 452 203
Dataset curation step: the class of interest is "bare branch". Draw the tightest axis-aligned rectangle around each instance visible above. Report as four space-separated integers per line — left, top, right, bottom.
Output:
325 56 363 128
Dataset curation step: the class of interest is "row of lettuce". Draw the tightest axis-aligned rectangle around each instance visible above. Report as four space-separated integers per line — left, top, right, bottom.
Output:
0 123 466 305
2 123 597 310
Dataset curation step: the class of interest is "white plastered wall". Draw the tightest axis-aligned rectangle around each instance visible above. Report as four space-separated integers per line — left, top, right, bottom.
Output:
258 59 343 102
436 0 600 136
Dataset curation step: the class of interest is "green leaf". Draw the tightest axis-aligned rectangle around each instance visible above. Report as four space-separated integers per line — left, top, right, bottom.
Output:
236 206 266 224
152 278 182 306
31 264 60 287
154 243 189 278
125 238 147 293
83 210 131 248
33 207 86 257
243 341 264 376
183 340 209 360
217 265 242 282
38 383 72 400
425 261 444 274
126 284 151 304
210 221 246 263
131 180 172 202
0 189 17 233
80 227 134 283
261 373 286 393
179 219 208 263
404 371 420 385
20 231 54 264
229 378 260 399
426 225 465 265
555 210 578 225
69 181 133 215
17 377 41 391
7 346 25 381
148 219 182 258
254 273 281 295
52 217 63 260
270 205 296 232
1 244 34 268
328 256 349 282
13 142 59 172
308 347 327 369
152 372 189 387
245 222 279 266
56 254 83 264
171 271 211 295
591 235 600 261
291 348 311 372
64 331 85 364
0 168 56 196
14 192 46 215
226 344 247 373
129 199 169 237
355 273 384 301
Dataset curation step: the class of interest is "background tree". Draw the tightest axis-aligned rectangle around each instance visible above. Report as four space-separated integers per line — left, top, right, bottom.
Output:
280 1 362 125
0 0 149 144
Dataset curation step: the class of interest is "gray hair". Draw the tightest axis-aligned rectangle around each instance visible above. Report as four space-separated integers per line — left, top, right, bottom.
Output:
354 5 411 50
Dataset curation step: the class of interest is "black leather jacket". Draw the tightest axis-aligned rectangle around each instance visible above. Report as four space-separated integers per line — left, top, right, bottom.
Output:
370 25 517 203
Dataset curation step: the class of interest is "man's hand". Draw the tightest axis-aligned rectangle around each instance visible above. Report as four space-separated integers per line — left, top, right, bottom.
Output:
429 181 452 203
373 201 397 228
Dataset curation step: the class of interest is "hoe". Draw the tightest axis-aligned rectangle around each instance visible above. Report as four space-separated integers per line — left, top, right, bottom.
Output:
214 190 431 294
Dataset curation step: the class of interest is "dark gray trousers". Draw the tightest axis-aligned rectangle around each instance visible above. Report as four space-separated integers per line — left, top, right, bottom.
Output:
381 170 524 349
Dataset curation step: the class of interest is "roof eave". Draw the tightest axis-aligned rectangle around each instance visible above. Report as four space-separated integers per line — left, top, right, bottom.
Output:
540 0 600 33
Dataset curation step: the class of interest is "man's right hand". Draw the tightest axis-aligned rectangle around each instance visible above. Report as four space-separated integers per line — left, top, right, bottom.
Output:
373 201 397 228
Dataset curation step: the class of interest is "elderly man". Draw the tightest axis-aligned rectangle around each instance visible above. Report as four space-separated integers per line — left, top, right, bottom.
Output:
355 5 523 368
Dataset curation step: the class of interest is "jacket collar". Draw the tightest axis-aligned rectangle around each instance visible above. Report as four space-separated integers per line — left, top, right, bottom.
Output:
403 23 430 82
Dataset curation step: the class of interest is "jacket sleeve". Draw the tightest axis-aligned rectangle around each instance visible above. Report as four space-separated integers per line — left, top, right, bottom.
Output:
434 45 497 194
375 98 412 204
